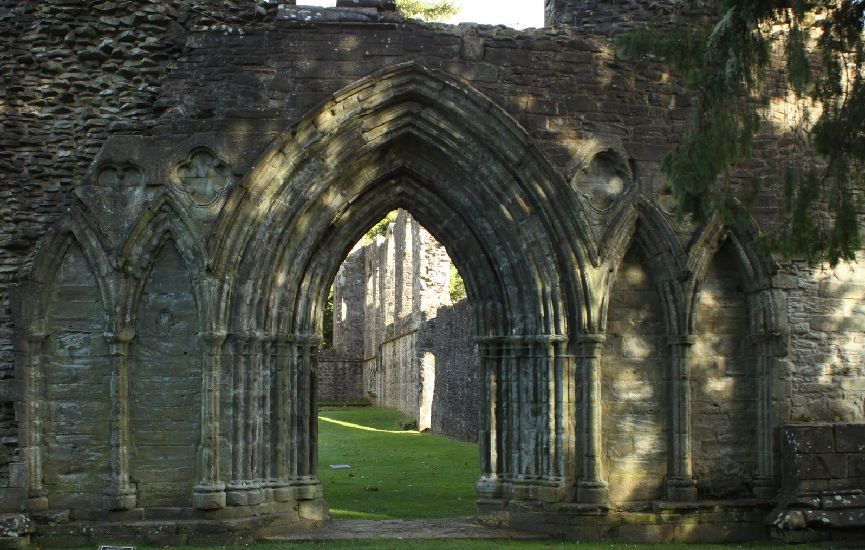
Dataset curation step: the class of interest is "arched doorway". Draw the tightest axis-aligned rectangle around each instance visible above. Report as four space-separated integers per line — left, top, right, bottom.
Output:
206 63 593 511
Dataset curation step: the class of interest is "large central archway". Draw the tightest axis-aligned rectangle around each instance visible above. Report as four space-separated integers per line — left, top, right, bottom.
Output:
204 63 597 509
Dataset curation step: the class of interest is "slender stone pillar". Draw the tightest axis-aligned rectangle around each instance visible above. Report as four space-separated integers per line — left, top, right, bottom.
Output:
272 334 294 502
296 336 319 480
576 333 608 504
193 330 227 510
20 331 48 512
476 337 504 499
103 327 137 511
260 334 275 501
665 335 698 501
527 335 568 503
246 331 264 505
752 333 777 498
226 333 248 506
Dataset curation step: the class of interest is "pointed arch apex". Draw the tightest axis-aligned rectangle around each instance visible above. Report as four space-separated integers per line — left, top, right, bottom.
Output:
119 192 207 279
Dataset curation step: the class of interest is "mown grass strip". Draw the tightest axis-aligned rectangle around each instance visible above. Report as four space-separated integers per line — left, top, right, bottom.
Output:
318 406 478 519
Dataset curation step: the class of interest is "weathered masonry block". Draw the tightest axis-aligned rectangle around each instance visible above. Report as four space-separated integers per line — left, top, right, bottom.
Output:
0 0 863 545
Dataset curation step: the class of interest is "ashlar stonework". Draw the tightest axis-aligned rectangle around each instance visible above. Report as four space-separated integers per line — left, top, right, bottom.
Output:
0 0 863 545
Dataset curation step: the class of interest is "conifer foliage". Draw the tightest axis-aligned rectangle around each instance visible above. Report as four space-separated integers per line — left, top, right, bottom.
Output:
396 0 459 21
618 1 865 265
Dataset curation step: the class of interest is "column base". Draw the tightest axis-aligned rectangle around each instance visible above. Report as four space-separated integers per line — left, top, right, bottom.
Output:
509 477 565 502
576 480 608 504
193 482 226 510
476 474 502 499
226 481 264 506
104 486 137 511
752 476 777 499
665 477 698 501
27 496 48 513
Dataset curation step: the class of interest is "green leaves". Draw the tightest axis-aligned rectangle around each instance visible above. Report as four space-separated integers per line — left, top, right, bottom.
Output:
619 0 865 265
395 0 460 22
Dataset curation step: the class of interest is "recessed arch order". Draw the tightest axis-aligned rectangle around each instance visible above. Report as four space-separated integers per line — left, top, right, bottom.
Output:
208 62 597 504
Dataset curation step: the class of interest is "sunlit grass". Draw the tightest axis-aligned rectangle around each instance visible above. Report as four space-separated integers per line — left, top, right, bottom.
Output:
318 407 478 519
320 415 423 434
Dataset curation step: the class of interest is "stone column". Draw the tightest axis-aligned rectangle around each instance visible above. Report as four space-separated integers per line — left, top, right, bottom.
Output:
103 327 137 511
477 335 567 503
226 331 267 507
665 335 698 501
260 334 275 501
245 331 264 505
527 335 567 503
226 333 247 506
476 337 504 499
20 331 48 512
271 334 294 502
193 330 227 510
296 335 319 480
752 333 778 498
576 333 608 504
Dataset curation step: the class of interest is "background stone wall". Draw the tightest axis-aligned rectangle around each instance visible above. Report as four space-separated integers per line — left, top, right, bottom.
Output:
325 210 480 442
129 242 201 508
427 300 480 443
360 211 449 421
42 244 111 510
317 352 364 403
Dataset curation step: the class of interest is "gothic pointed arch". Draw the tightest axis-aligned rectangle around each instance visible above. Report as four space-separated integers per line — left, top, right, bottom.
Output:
117 193 207 328
20 201 114 327
687 213 785 498
211 62 595 339
115 193 209 508
597 198 689 335
14 200 116 510
206 62 595 504
687 214 783 335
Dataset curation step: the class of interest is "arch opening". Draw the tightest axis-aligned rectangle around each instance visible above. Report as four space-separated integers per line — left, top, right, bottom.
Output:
213 65 582 513
317 208 481 519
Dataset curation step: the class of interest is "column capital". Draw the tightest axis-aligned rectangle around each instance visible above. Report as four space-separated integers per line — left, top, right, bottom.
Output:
199 330 228 348
22 330 49 343
103 328 136 345
577 333 605 357
294 333 321 347
667 334 696 346
576 333 605 344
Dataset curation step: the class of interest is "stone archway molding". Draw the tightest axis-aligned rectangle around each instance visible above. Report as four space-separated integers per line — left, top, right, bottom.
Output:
209 62 598 506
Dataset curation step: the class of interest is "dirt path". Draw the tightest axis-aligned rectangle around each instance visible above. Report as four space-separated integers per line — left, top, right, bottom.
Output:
263 517 550 541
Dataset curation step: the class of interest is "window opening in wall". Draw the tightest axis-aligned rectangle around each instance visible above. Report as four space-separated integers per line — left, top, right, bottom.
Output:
317 209 480 520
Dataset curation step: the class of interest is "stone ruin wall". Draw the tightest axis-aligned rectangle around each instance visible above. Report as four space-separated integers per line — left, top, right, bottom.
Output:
0 0 862 543
324 210 480 442
318 245 365 403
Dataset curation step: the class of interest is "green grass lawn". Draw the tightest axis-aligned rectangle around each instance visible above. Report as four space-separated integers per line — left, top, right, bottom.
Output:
318 406 478 519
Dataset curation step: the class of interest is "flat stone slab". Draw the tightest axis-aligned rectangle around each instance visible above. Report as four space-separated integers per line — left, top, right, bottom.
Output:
263 518 550 541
